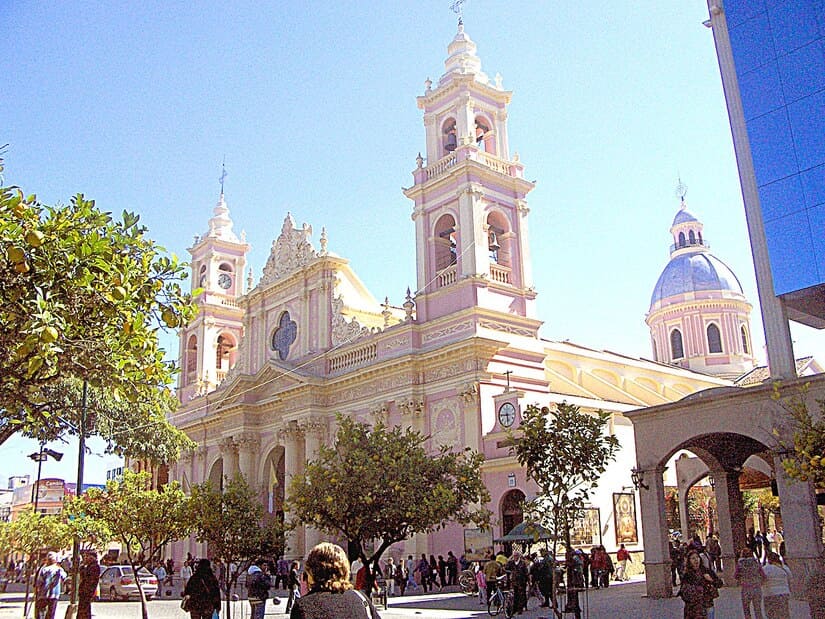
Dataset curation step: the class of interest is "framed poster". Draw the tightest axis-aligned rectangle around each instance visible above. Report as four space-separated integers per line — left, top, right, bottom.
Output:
464 527 494 561
570 508 601 547
613 492 638 544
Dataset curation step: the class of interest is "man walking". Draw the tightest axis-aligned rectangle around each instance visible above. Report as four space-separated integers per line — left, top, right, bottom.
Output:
35 552 67 619
615 544 632 581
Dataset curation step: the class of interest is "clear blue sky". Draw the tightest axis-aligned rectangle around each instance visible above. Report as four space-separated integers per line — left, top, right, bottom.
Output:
2 1 823 483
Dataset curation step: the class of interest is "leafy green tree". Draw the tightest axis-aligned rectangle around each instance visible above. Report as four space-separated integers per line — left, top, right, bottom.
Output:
189 475 290 619
0 160 197 443
288 415 491 592
64 470 192 619
0 507 74 616
772 384 825 488
508 402 619 605
35 377 195 464
0 507 73 558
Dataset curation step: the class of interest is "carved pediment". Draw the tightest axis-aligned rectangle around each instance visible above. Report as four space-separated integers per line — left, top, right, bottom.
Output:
260 214 325 285
331 294 375 346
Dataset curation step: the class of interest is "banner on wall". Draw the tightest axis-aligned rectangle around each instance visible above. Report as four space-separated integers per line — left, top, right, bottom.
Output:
613 492 638 544
464 527 494 561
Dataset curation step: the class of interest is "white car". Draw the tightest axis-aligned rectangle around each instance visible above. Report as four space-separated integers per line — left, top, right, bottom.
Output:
99 565 158 601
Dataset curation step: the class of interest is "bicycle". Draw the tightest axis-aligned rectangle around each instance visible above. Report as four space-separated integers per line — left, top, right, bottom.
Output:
458 569 477 595
487 575 514 617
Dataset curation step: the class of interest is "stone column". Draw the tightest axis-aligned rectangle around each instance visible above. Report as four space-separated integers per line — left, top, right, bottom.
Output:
301 419 328 553
423 113 438 166
457 185 486 278
281 422 306 560
196 446 209 558
220 437 239 480
456 93 474 146
774 454 824 597
459 383 481 453
637 466 673 598
494 109 509 160
712 469 746 587
196 446 208 486
237 434 261 487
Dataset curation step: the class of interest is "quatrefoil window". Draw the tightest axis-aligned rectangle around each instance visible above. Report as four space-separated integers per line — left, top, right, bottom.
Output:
271 312 297 360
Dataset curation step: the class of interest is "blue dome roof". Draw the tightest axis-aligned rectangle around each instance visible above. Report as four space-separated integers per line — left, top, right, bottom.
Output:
672 208 698 226
650 251 744 309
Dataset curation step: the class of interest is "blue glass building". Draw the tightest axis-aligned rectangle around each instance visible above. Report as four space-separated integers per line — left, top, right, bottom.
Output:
709 0 825 331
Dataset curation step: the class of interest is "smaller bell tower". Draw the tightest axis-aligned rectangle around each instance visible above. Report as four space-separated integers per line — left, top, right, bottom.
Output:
178 171 249 401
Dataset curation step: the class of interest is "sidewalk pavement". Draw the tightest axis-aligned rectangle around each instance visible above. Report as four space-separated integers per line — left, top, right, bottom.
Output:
0 577 813 618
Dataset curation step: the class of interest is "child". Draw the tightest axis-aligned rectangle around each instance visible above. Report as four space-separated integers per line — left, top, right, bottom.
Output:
475 563 487 605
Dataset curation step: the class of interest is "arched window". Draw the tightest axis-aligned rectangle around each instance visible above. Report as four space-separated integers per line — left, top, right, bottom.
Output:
670 329 684 360
216 334 233 370
688 230 696 244
186 335 198 380
442 118 457 155
486 211 511 268
741 325 750 354
434 214 457 271
707 323 723 353
474 115 496 154
198 265 207 289
678 232 686 248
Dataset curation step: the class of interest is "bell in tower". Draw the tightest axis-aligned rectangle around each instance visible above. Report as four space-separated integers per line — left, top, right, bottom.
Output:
444 120 458 152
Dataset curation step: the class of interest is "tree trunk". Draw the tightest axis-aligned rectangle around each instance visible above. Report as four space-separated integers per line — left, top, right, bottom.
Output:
127 558 149 619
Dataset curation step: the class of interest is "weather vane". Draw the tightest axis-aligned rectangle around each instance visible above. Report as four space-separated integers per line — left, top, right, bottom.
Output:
219 157 228 195
451 0 466 24
675 176 688 204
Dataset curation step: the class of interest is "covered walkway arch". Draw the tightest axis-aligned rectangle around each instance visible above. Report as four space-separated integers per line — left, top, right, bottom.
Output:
626 374 825 599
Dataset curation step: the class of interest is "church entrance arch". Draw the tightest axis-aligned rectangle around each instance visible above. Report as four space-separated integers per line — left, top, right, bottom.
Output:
208 457 224 490
501 489 525 555
262 446 285 521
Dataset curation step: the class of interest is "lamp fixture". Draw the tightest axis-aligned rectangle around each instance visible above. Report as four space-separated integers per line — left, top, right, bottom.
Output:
631 467 649 491
707 474 715 490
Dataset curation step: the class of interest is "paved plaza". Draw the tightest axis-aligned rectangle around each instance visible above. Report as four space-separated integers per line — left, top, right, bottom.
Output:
0 578 814 619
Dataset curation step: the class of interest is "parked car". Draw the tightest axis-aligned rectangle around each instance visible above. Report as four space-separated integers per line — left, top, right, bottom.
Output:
99 565 158 601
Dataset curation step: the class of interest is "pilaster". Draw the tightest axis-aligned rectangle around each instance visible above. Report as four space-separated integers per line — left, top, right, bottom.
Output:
300 419 328 553
220 437 239 480
636 466 673 598
280 422 306 560
773 454 824 597
237 433 261 487
712 469 746 588
458 186 486 278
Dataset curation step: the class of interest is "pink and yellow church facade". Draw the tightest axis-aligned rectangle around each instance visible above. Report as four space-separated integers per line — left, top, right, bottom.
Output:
169 23 743 563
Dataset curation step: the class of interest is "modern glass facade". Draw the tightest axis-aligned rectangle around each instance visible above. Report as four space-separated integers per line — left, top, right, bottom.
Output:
716 0 825 326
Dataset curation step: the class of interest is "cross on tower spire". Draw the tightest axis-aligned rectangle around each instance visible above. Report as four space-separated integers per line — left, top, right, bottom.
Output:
450 0 466 24
675 176 688 207
219 158 228 196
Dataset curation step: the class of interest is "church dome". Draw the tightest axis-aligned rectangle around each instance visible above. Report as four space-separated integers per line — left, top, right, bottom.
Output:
672 208 699 226
650 251 744 309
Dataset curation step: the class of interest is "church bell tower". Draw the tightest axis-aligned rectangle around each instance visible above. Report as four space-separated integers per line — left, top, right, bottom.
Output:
403 21 539 329
178 174 249 401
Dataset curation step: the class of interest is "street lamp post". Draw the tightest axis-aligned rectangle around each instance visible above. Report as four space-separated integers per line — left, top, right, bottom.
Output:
65 379 88 619
22 444 63 618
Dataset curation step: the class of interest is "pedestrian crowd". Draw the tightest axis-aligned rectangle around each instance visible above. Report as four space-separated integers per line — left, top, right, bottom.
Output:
667 529 791 619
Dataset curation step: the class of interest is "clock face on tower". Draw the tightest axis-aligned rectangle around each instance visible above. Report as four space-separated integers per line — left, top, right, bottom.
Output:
218 272 232 290
498 402 516 427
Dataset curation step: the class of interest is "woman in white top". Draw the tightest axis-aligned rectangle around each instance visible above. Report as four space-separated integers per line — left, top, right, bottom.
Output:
762 552 792 619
